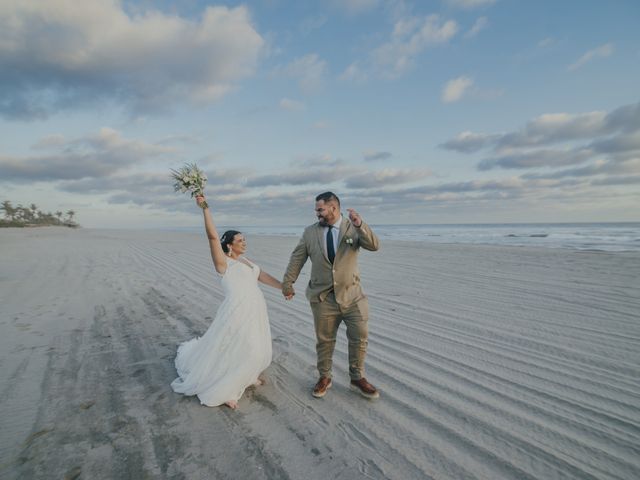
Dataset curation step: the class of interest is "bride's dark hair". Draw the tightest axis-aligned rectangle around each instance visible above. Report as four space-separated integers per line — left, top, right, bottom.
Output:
220 230 242 253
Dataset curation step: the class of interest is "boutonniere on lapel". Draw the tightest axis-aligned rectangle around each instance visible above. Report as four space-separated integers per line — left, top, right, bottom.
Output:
344 237 354 245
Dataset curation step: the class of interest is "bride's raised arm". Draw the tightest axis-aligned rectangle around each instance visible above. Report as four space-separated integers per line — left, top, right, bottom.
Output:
196 195 227 275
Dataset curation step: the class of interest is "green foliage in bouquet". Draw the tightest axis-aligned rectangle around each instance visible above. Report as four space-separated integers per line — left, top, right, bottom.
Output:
171 163 209 209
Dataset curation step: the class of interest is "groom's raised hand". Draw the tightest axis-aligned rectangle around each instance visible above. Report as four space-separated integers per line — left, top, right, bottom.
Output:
347 208 362 227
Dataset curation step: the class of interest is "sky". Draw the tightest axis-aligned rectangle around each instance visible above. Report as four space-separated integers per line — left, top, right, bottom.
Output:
1 0 639 228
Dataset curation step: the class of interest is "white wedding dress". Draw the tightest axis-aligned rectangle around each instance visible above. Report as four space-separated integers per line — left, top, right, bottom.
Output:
171 257 272 406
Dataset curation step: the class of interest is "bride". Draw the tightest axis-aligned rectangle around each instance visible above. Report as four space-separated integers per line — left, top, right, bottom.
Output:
170 194 283 409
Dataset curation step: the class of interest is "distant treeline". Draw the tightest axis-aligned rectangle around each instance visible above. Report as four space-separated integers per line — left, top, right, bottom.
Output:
1 200 79 228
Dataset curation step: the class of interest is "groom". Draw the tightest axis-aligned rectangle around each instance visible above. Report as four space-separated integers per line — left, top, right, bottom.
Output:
282 192 380 399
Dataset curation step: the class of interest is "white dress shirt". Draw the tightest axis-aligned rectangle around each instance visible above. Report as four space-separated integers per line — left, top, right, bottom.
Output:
322 215 342 260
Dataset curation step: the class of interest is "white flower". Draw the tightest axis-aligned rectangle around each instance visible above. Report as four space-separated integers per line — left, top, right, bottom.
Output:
345 237 354 245
171 162 209 208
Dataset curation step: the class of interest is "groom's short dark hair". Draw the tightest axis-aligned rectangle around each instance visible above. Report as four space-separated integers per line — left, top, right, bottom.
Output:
316 191 340 206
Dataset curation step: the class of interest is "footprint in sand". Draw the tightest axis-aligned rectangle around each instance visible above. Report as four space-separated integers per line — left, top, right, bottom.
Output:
80 400 95 410
23 427 55 446
64 466 82 480
273 336 290 348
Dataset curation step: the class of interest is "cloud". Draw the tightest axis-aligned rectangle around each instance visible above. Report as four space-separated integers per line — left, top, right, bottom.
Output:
293 154 346 168
244 156 354 187
363 151 392 162
273 54 328 93
590 131 640 154
338 12 457 81
481 132 639 174
465 17 489 38
345 168 431 188
442 76 474 103
0 1 264 119
538 37 555 48
290 153 351 172
32 134 66 150
440 131 500 153
497 103 640 149
92 158 640 222
362 175 638 216
446 0 497 9
0 153 116 183
591 175 640 186
279 98 305 111
442 102 640 153
407 177 524 194
478 148 595 170
237 160 428 191
339 62 368 83
299 15 328 35
59 173 177 195
342 177 537 210
59 169 248 195
75 127 175 157
440 101 640 188
154 134 201 146
522 157 640 180
602 102 640 133
105 182 251 209
91 167 635 222
0 128 173 182
568 43 614 71
496 111 609 149
372 14 458 78
245 170 345 187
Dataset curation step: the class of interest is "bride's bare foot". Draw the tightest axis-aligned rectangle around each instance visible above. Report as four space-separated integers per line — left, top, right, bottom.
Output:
253 378 265 386
224 400 238 410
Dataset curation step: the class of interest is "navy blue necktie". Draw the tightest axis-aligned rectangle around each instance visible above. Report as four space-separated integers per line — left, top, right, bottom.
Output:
327 225 335 264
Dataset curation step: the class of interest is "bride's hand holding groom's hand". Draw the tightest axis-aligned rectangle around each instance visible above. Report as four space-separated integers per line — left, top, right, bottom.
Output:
282 285 295 301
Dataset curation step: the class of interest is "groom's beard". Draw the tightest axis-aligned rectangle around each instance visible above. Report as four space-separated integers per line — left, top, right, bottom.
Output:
317 217 328 226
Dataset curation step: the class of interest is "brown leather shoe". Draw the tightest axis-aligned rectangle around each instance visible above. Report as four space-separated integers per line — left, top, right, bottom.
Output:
312 377 332 398
350 378 380 399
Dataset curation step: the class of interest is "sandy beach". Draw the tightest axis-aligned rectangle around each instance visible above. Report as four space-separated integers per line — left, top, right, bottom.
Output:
1 227 639 480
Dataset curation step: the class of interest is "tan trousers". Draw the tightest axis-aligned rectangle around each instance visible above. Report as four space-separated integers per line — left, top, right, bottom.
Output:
310 292 369 380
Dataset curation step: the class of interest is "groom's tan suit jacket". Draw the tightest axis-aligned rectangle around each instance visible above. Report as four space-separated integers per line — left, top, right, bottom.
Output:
283 218 379 307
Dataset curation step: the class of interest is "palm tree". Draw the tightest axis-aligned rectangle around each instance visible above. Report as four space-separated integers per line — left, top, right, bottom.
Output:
1 201 81 227
17 205 31 222
43 211 54 223
1 200 14 220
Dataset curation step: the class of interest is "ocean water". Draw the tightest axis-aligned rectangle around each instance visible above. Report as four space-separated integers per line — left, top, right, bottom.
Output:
167 222 640 252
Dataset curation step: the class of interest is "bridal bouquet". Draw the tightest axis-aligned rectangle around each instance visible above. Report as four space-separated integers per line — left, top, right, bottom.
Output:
171 163 208 209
